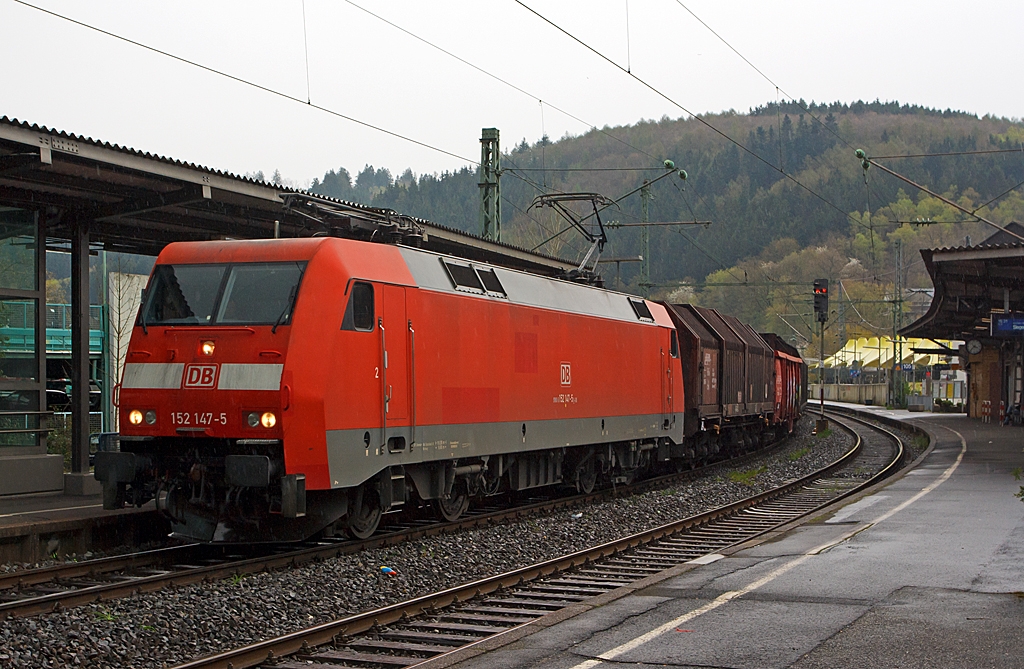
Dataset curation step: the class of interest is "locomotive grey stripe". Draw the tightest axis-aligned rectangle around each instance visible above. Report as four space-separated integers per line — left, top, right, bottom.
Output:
398 246 657 325
217 363 284 391
122 362 184 389
324 412 685 489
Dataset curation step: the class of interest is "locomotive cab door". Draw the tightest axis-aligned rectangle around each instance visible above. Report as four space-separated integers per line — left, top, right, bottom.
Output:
662 337 676 428
380 284 410 425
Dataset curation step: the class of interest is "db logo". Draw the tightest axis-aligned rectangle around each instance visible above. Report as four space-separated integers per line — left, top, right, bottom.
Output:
183 364 218 388
560 362 571 387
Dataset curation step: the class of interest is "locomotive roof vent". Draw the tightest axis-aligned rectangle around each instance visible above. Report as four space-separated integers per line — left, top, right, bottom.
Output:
628 298 655 322
441 258 507 298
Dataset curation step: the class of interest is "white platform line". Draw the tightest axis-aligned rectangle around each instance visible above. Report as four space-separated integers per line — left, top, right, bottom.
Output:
0 503 103 519
568 425 968 668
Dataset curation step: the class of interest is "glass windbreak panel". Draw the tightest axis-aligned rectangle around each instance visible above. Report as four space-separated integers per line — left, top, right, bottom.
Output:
0 207 37 291
142 265 226 325
0 390 39 448
215 262 306 325
0 299 37 380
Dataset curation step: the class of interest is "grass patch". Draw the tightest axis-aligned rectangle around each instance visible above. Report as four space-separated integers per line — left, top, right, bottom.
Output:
787 447 811 462
94 606 117 622
814 428 833 439
914 435 929 451
727 466 766 486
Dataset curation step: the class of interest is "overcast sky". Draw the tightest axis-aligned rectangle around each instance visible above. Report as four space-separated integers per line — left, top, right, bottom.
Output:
3 0 1020 187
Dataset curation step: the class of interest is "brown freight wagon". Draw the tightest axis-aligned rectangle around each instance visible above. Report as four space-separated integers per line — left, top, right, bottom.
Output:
661 303 721 438
718 315 775 415
688 306 747 417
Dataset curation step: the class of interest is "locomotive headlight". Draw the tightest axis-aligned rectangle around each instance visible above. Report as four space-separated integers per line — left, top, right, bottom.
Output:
200 340 216 356
245 411 277 428
129 410 143 425
144 410 157 425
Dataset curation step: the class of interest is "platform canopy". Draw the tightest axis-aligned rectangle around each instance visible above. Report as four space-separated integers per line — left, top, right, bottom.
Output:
900 222 1024 341
824 336 956 369
0 116 576 275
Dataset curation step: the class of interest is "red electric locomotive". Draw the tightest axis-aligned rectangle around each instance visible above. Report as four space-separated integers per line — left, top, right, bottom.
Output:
97 234 805 543
98 237 687 542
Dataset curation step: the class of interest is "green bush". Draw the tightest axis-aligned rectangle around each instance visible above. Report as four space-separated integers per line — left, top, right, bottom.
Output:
47 419 72 471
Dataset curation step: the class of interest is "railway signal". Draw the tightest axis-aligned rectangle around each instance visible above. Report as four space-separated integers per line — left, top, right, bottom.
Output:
813 279 829 323
812 278 829 429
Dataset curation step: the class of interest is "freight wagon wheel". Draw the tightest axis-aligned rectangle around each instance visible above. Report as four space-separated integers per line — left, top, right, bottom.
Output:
433 484 470 522
346 486 382 539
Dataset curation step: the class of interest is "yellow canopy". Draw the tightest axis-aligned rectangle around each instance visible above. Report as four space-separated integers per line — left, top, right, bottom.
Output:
822 337 958 369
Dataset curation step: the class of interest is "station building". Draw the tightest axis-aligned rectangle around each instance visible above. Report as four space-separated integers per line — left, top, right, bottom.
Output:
901 222 1024 422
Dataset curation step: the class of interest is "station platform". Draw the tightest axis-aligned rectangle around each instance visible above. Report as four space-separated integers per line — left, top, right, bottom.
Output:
434 411 1024 669
819 398 967 423
0 491 163 563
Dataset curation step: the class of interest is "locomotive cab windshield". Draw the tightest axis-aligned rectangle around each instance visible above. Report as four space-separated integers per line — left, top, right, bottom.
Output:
141 261 306 327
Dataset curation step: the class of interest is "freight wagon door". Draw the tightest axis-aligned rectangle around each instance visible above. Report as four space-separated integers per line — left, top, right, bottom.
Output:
381 285 409 421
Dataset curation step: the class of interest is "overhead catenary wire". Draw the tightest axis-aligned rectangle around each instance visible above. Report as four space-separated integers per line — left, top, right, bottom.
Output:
340 0 660 163
513 0 876 235
871 148 1024 159
670 0 855 152
862 155 1024 242
301 0 311 104
504 166 673 172
13 0 479 166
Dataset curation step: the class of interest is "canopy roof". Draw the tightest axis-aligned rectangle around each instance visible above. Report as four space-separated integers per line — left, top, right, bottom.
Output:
900 222 1024 340
0 116 577 276
822 336 958 369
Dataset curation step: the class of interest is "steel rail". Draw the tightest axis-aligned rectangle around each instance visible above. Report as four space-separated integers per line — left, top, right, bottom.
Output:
171 412 905 669
0 435 789 620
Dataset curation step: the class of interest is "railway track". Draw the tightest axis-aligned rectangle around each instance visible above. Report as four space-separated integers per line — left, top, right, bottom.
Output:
171 411 907 669
0 431 794 621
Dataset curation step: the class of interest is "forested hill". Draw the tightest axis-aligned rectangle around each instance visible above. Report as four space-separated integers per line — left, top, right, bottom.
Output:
309 100 1024 345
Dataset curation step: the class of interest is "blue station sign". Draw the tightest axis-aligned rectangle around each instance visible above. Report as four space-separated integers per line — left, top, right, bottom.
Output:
992 315 1024 336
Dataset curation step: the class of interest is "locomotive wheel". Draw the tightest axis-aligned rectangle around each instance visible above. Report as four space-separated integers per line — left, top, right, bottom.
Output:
576 458 597 494
347 486 382 539
433 485 469 522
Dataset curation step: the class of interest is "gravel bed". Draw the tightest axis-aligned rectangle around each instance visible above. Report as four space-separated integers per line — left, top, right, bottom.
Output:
0 417 853 668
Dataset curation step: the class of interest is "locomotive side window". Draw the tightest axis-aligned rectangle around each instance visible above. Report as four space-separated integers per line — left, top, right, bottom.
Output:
670 330 679 358
216 262 306 325
477 268 507 297
141 264 226 325
628 298 655 322
441 259 485 293
342 282 375 332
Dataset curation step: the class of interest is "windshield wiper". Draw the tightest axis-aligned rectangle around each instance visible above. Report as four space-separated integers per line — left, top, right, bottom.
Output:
272 261 303 333
139 298 148 335
271 286 296 334
272 267 303 334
